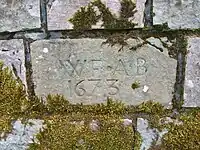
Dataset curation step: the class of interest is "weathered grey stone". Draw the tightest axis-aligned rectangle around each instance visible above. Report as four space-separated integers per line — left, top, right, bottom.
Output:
184 37 200 107
30 38 176 105
137 118 168 150
0 0 40 32
23 33 46 40
47 0 146 30
0 119 44 150
0 39 26 85
153 0 200 29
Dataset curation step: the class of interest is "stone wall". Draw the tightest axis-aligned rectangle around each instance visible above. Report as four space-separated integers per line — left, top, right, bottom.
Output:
0 0 200 149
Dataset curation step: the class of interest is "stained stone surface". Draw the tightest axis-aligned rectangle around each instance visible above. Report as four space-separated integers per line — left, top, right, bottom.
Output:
30 38 176 105
0 39 26 85
153 0 200 29
0 0 40 32
184 37 200 107
47 0 146 30
0 119 44 150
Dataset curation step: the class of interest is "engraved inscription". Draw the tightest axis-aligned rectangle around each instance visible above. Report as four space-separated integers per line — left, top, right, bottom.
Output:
113 59 128 75
31 39 177 105
63 57 147 97
59 59 86 77
68 79 120 97
137 58 147 75
59 58 147 77
91 60 103 76
75 80 85 96
106 79 119 95
88 79 101 94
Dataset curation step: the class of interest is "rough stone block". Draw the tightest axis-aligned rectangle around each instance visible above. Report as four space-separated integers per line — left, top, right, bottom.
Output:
153 0 200 29
47 0 146 30
137 118 168 150
0 39 26 85
31 38 177 105
0 119 44 150
0 0 40 32
184 37 200 107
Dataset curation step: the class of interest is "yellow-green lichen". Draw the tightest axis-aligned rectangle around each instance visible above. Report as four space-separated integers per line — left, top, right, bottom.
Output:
0 62 27 135
160 110 200 150
68 3 100 31
28 114 135 150
131 81 140 89
69 0 137 30
68 0 138 51
134 131 142 150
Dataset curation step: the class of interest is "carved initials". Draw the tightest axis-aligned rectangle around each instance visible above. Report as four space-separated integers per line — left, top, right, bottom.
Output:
137 58 147 75
113 59 128 75
59 59 86 77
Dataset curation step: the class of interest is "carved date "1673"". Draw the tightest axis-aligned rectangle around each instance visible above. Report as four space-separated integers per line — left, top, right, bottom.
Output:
68 79 119 97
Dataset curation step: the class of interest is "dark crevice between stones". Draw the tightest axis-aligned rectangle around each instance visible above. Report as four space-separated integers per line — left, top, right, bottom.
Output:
132 115 138 150
144 0 153 27
0 29 44 40
172 35 187 113
11 62 23 86
0 31 16 40
59 29 137 39
23 39 36 100
40 0 50 38
0 28 200 41
46 0 56 10
130 39 164 52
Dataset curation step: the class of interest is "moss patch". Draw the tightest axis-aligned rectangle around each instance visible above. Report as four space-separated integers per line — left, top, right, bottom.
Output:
68 3 100 31
159 109 200 150
69 0 137 30
68 0 138 51
28 114 135 150
0 62 27 135
1 60 200 149
131 81 140 89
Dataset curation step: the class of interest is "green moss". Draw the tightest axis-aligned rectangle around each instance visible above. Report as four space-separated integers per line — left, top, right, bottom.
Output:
28 114 135 150
68 0 138 51
2 56 200 150
46 94 70 113
152 22 170 31
26 97 200 150
135 101 166 115
0 62 178 149
27 99 170 149
0 115 13 137
160 110 200 150
69 0 137 30
172 35 188 110
135 101 171 131
101 33 131 51
23 96 47 118
134 131 142 150
68 4 100 31
131 81 140 89
0 62 27 135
